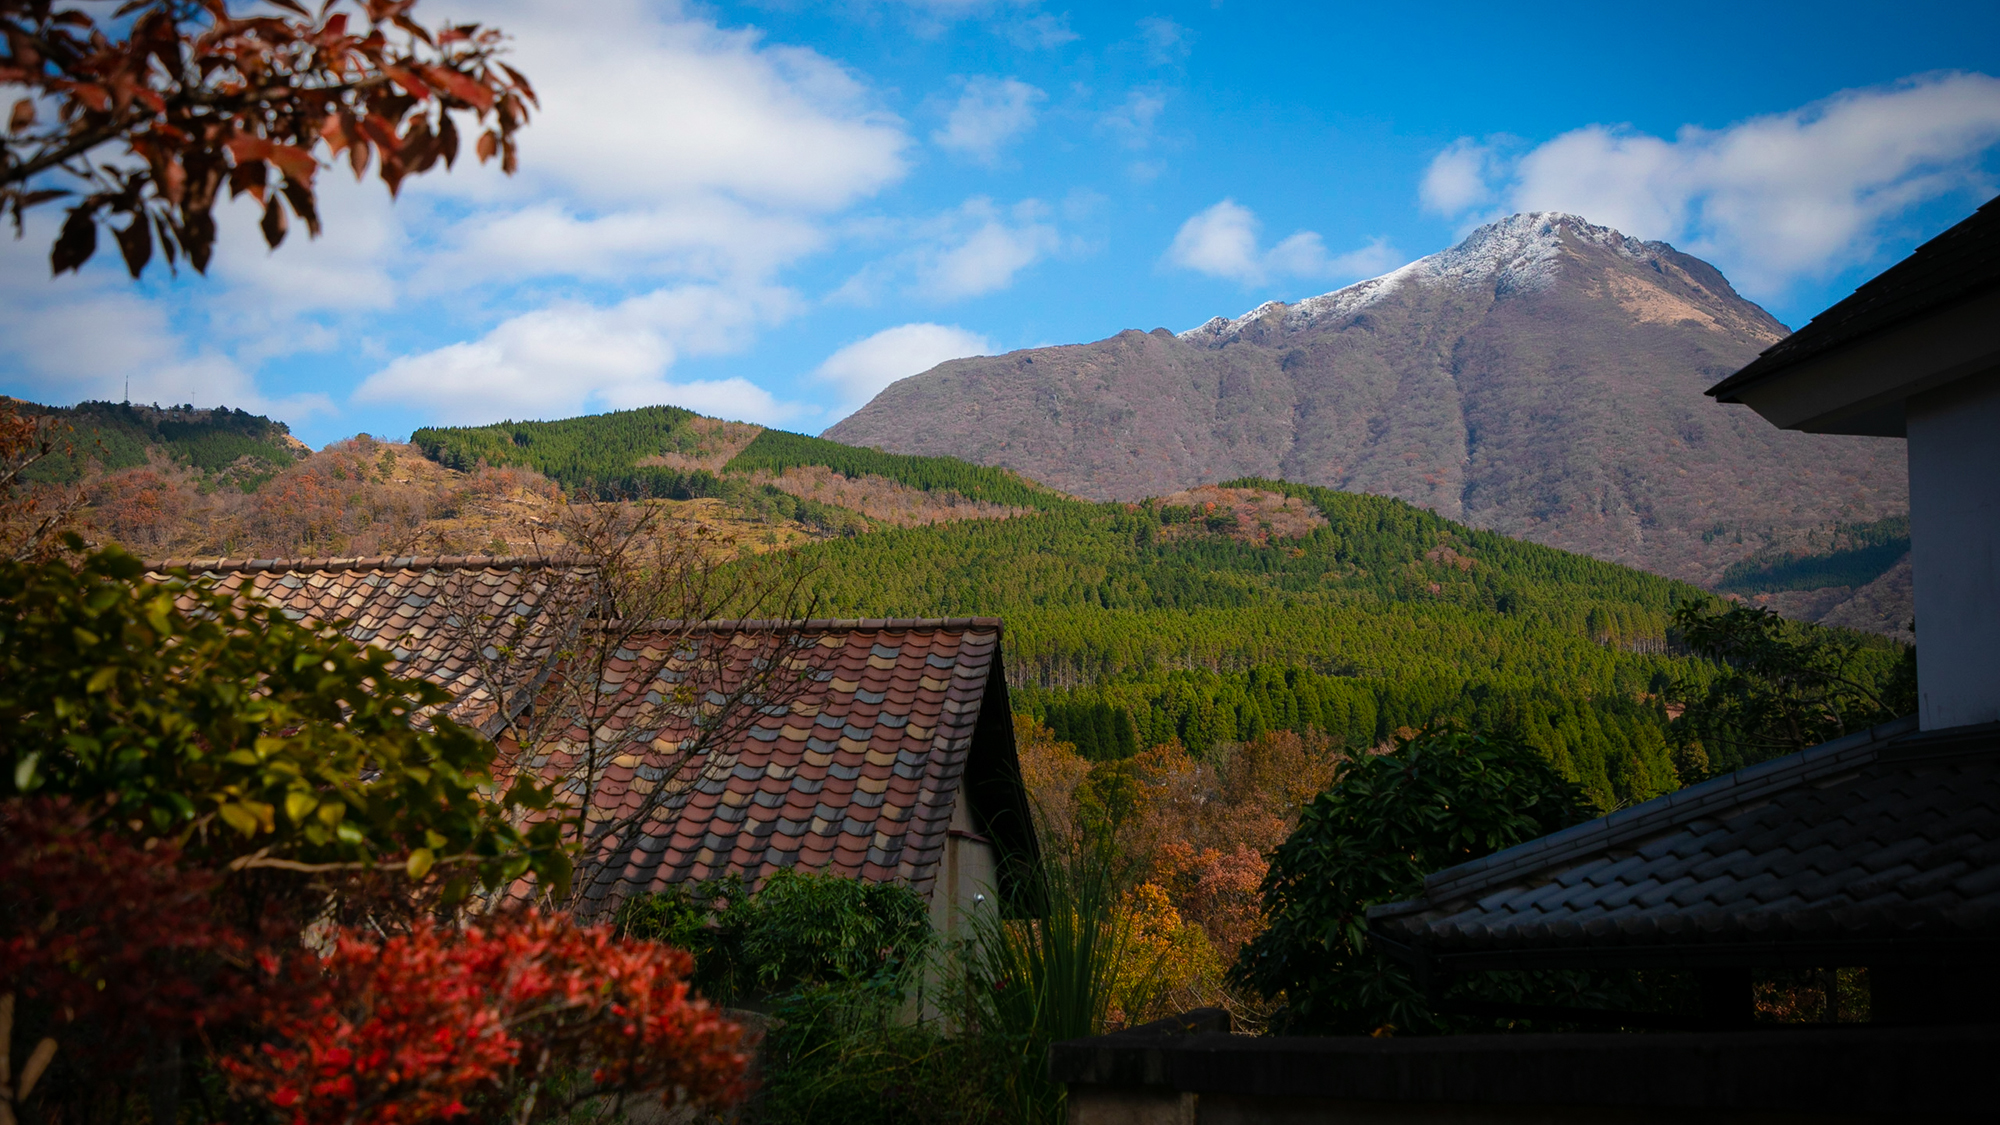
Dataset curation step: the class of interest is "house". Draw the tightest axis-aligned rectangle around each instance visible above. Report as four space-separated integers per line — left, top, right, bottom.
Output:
144 555 1035 934
501 614 1037 936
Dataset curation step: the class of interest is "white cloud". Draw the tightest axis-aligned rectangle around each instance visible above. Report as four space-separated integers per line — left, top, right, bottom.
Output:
1165 200 1398 286
452 0 909 212
918 200 1061 299
934 77 1045 165
1103 86 1168 149
413 198 825 289
0 230 332 419
352 285 804 425
1135 17 1190 66
0 1 919 439
1422 72 2000 295
836 197 1063 304
1420 137 1499 216
1005 13 1078 49
814 323 994 416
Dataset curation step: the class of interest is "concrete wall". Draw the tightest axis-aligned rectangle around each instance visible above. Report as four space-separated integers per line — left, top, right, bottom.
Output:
1906 370 2000 730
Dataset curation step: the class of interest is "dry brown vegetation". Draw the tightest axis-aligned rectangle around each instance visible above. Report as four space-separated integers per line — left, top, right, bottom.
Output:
83 439 562 559
633 415 764 473
1154 485 1327 544
755 465 1032 528
78 435 847 564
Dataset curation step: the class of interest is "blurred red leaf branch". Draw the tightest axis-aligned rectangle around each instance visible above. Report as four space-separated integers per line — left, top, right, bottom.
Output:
1 799 749 1125
0 0 535 278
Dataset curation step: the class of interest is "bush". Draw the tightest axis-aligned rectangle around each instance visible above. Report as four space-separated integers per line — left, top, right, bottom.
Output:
1232 726 1592 1034
616 870 932 1007
1670 598 1915 775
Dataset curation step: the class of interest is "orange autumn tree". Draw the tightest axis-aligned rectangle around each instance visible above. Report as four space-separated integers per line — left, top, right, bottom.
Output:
1014 718 1342 1026
1 0 533 277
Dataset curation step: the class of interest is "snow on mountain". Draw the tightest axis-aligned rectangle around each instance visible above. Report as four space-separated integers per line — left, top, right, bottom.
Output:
1181 213 1660 344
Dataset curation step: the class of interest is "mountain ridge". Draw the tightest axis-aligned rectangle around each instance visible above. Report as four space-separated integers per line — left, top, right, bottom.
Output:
824 212 1907 591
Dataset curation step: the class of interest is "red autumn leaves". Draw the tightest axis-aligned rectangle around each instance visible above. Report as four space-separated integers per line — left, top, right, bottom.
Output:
1 800 749 1125
228 915 749 1125
0 0 534 277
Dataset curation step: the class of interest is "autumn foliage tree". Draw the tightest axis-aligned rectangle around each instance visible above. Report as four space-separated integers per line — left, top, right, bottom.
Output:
1 0 534 277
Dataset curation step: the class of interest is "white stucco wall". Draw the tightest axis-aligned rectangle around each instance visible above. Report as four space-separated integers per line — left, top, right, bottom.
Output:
1907 370 2000 730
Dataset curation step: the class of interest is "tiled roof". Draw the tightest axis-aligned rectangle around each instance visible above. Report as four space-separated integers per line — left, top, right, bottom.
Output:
144 556 1035 907
1369 716 2000 968
145 555 592 733
1709 193 2000 400
516 617 1033 910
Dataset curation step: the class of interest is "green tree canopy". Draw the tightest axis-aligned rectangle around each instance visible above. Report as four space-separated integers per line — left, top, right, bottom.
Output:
1232 727 1590 1033
1670 598 1915 776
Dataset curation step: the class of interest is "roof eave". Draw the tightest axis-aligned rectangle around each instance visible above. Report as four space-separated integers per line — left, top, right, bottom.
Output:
1706 287 2000 435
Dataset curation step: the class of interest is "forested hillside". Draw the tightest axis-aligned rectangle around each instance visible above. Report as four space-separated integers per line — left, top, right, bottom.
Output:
826 214 1907 592
31 396 1911 813
14 399 304 491
410 406 1069 513
772 478 1752 810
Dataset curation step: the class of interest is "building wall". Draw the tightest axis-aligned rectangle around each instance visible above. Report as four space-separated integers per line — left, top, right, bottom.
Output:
928 796 1000 941
1907 369 2000 730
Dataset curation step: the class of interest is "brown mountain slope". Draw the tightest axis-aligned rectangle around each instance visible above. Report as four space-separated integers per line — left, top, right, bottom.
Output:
825 213 1908 585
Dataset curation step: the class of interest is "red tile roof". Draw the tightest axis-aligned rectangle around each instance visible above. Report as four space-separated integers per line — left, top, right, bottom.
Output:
144 555 592 733
514 617 1026 911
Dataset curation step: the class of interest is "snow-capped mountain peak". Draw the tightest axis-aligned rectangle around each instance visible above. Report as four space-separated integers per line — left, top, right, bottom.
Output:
1181 212 1662 344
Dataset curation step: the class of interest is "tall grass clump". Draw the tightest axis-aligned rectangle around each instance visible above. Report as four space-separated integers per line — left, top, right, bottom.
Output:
961 824 1147 1124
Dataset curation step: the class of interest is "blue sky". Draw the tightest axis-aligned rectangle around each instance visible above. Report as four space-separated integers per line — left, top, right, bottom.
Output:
5 0 1999 448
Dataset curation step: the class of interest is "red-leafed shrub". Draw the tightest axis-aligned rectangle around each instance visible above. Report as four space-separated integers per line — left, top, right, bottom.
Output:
0 798 249 1052
225 910 749 1125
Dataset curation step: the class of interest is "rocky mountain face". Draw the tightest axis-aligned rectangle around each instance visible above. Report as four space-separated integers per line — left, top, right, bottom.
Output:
825 213 1909 589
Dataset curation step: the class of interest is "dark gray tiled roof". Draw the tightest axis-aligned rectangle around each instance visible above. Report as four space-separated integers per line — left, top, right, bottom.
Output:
1709 193 2000 400
1370 716 2000 966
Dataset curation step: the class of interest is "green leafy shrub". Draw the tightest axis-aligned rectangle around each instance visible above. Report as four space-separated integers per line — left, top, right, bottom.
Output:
616 869 932 1006
617 871 998 1123
1231 727 1592 1034
0 544 568 897
756 977 1005 1125
961 827 1136 1124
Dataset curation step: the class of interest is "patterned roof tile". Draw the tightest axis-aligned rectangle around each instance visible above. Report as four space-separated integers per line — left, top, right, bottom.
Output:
1370 717 2000 965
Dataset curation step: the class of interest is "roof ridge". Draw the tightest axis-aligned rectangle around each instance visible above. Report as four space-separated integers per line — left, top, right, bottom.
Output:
147 554 595 574
606 616 1005 635
1376 714 1920 915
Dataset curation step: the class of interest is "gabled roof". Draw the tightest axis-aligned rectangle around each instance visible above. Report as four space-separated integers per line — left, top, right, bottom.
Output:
1369 716 2000 969
531 617 1036 910
145 555 591 733
1710 194 2000 401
